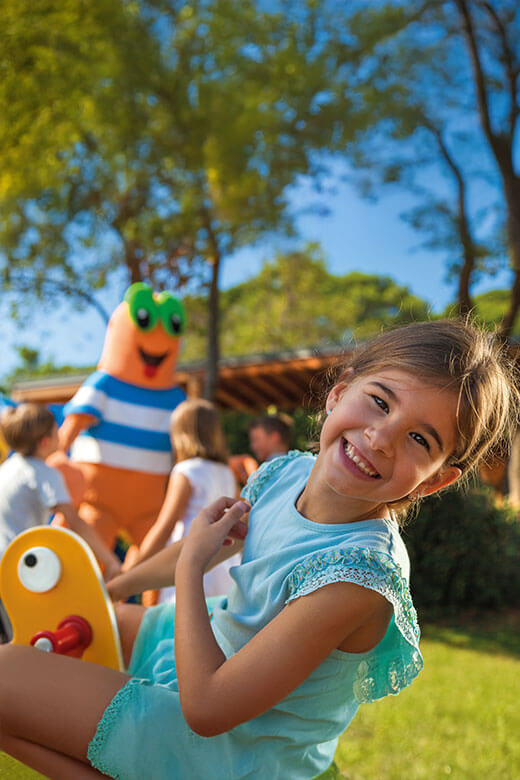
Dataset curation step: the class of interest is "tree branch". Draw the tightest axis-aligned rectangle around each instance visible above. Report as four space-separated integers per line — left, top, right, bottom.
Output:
479 0 519 143
201 206 221 402
424 121 475 314
454 0 496 147
8 274 111 324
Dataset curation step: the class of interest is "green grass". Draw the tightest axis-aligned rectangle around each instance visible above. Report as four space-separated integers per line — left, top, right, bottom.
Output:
2 612 519 780
334 612 520 779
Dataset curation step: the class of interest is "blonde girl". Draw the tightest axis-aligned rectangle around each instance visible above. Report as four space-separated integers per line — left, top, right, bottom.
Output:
0 319 517 780
129 399 238 599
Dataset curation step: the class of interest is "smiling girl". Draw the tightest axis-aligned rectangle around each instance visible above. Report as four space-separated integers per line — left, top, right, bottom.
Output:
0 320 518 780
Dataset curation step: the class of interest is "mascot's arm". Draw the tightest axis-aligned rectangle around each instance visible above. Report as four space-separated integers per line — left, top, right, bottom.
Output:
58 412 97 451
124 471 193 569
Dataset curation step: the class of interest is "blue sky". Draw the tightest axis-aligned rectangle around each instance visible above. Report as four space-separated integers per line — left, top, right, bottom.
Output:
2 173 511 382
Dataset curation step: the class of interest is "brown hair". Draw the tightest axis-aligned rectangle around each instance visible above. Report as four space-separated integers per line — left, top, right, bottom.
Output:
170 399 229 464
249 414 292 447
0 403 56 457
326 319 520 512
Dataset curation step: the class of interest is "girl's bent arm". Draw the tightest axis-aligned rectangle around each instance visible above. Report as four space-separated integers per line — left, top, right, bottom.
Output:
107 535 245 602
175 551 391 737
126 471 192 568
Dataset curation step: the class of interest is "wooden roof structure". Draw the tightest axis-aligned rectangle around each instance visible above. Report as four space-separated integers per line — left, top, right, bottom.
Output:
10 347 347 413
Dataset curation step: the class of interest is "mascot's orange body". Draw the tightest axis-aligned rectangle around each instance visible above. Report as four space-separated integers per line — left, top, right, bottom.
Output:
55 284 186 552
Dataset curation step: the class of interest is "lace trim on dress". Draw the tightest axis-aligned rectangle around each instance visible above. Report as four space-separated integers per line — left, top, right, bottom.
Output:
87 677 150 777
286 547 423 703
241 450 315 506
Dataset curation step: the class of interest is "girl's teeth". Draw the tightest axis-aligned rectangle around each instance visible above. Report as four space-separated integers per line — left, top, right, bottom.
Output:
344 442 378 477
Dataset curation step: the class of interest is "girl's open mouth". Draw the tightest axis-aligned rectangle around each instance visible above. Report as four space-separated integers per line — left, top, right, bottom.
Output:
341 438 381 479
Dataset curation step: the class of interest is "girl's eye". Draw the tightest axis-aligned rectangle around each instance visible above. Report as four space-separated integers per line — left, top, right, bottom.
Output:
372 395 389 413
411 432 430 451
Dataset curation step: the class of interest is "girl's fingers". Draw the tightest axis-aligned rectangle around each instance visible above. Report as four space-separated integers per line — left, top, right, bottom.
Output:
228 514 248 539
213 501 250 535
202 496 241 523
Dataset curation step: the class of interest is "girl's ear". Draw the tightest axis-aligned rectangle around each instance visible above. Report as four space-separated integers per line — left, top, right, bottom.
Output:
326 369 354 414
417 465 462 498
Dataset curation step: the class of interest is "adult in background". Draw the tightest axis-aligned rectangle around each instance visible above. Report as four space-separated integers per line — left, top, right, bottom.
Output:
249 413 292 464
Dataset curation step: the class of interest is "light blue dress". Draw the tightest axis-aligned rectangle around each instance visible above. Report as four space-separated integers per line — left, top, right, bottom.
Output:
88 452 423 780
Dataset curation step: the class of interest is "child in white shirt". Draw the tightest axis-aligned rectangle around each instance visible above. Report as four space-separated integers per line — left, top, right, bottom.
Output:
0 403 121 576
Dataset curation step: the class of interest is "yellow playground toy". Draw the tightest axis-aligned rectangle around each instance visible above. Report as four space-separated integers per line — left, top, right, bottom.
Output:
0 526 123 671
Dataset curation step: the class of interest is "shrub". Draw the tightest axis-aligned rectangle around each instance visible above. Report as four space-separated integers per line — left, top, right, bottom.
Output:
404 485 520 610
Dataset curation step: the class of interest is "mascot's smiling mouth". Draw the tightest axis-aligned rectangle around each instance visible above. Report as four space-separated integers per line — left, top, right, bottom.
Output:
138 348 169 366
138 347 170 378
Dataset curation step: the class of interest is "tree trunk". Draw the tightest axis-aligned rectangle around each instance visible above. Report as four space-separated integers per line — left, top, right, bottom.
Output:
455 0 520 334
429 124 476 315
455 172 476 316
127 243 143 285
507 429 520 508
497 175 520 337
204 253 221 401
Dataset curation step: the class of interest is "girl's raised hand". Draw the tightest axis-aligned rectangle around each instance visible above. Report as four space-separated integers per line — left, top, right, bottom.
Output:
181 497 249 570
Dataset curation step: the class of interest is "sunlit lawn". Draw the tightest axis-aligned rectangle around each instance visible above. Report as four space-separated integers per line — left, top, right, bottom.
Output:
335 612 520 779
2 612 519 780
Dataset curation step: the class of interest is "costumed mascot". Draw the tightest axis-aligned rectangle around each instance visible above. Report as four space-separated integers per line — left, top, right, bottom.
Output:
53 283 186 562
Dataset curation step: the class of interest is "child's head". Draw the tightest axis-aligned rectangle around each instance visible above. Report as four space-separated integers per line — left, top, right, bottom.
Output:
327 319 520 512
171 399 229 464
0 403 57 457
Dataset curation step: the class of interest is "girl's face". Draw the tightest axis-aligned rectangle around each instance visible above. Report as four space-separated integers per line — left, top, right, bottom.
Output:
314 369 461 520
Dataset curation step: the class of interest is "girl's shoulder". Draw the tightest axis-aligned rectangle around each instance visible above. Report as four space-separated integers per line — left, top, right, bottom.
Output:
241 450 315 506
174 457 230 477
173 457 203 473
285 538 423 704
173 459 235 497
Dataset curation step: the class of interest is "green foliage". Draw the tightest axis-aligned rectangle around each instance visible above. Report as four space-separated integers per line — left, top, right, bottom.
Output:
0 0 363 397
0 1 355 314
468 289 520 337
4 346 94 389
405 485 520 610
181 247 430 362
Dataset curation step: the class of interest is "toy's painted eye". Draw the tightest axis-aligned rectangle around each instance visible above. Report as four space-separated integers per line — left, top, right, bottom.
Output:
17 547 62 593
156 293 186 337
124 283 158 331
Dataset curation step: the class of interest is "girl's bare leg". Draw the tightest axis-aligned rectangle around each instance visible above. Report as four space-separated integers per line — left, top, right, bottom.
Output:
0 644 131 779
0 733 105 779
115 602 147 669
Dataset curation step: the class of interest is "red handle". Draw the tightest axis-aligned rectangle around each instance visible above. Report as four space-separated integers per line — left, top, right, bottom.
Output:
30 615 93 658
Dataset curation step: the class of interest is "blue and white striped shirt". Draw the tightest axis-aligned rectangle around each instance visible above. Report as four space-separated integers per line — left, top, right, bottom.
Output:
64 371 185 475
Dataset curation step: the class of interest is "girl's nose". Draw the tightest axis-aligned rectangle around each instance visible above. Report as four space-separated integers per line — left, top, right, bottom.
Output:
364 423 394 456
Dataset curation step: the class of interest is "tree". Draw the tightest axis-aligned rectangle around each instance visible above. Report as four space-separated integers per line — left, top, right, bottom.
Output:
454 0 520 336
342 0 519 333
0 0 155 322
1 0 358 399
4 346 86 387
470 289 520 337
180 246 430 362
